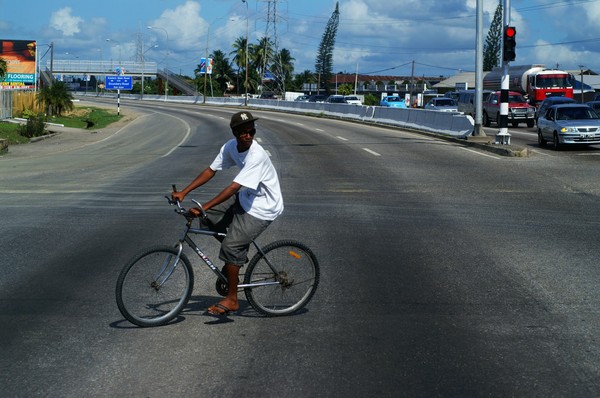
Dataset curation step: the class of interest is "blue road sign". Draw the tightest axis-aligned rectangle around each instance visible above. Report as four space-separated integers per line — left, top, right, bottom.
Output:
105 75 133 90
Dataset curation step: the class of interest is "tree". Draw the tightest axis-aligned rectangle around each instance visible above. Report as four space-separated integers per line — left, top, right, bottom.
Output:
0 57 7 80
315 1 339 95
483 1 503 71
230 36 248 95
273 48 295 92
37 81 74 116
293 69 316 92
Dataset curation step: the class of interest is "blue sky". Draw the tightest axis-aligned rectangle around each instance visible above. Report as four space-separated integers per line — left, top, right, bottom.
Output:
1 0 600 79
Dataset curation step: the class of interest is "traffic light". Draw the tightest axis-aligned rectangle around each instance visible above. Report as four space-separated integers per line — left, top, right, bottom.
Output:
503 26 517 62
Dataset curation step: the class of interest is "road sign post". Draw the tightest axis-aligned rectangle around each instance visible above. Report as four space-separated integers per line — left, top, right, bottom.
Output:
105 76 133 115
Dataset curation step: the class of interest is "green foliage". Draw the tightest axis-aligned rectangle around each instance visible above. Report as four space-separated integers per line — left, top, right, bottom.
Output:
484 1 503 71
363 93 379 106
37 81 74 116
315 2 340 94
48 107 121 130
337 84 353 96
17 114 46 138
0 121 30 144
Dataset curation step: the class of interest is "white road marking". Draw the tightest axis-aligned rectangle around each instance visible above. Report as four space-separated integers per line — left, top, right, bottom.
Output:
459 147 501 159
336 136 348 141
362 148 381 156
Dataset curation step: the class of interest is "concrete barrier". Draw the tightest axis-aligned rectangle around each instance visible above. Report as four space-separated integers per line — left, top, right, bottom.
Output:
74 92 474 138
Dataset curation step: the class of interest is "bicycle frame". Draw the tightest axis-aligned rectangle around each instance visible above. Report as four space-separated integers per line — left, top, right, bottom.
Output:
171 213 282 290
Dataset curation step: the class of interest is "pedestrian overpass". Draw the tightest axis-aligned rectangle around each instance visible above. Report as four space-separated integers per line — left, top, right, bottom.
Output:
41 59 197 95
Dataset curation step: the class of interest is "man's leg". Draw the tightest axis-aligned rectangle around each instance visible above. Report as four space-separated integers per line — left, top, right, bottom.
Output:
208 263 240 315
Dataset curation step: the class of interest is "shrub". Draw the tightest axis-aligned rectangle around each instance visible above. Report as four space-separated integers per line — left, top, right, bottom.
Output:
18 114 47 138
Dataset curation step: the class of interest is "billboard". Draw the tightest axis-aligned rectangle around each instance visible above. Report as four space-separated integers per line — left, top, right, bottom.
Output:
0 39 36 90
199 57 213 74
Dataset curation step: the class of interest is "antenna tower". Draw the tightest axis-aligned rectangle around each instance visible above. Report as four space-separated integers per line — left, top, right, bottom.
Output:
257 0 287 95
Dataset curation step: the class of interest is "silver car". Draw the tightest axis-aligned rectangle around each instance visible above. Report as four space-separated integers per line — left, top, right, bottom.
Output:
537 104 600 150
424 97 458 112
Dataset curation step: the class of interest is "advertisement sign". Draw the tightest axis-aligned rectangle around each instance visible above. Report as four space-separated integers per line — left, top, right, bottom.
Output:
0 39 36 90
199 57 213 74
105 75 133 90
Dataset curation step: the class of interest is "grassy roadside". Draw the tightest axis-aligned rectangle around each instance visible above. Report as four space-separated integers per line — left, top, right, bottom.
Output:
0 106 122 145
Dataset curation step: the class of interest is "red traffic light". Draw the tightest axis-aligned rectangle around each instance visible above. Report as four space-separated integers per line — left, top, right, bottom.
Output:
505 26 516 38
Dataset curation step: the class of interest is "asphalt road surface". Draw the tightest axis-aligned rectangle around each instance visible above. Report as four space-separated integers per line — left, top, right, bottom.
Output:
1 99 600 397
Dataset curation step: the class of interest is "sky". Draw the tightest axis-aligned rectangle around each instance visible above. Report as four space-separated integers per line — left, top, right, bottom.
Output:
1 0 600 80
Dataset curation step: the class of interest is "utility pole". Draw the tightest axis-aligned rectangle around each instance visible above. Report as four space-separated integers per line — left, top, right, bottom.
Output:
473 0 485 136
495 0 512 145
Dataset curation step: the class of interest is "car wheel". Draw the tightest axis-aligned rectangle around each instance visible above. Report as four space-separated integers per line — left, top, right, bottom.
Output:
537 130 546 147
527 120 534 128
482 112 490 127
553 132 561 151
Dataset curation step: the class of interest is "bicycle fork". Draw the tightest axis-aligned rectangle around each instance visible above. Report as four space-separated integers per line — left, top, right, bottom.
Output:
153 243 185 290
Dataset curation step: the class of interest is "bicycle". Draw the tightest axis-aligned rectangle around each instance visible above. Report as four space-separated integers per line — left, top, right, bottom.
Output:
115 188 320 327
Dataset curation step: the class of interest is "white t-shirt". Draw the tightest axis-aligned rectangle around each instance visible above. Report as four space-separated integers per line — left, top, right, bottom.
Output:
210 139 284 221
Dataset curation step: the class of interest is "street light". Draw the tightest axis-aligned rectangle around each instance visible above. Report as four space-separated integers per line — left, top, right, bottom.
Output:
243 0 249 106
147 26 169 101
141 44 159 99
105 38 121 65
203 17 235 104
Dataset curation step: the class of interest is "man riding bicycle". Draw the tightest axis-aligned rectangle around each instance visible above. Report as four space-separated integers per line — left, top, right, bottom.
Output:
172 111 284 316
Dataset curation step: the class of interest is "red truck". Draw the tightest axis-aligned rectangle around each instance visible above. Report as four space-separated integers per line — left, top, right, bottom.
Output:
483 64 573 107
482 91 536 128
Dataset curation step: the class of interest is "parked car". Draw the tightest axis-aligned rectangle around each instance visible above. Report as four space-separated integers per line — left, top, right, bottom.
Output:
456 89 492 118
535 96 576 125
344 95 362 105
537 104 600 150
424 97 458 112
307 95 326 103
585 100 600 114
380 96 407 108
482 91 535 127
325 95 347 103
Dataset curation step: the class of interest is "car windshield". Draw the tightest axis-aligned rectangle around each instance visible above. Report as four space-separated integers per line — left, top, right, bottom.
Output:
556 107 599 120
434 99 455 106
508 94 526 103
387 97 401 102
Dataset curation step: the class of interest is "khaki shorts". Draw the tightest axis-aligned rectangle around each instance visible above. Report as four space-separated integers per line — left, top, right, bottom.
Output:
204 195 271 266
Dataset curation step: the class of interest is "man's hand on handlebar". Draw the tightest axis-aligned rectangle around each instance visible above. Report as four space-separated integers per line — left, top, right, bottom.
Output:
188 207 205 218
171 190 186 203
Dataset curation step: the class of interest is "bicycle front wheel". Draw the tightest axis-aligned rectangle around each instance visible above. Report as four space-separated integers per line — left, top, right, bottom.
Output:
244 240 319 316
116 246 194 327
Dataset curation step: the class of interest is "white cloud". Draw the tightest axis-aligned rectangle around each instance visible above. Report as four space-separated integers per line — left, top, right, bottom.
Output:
50 7 83 37
148 1 207 52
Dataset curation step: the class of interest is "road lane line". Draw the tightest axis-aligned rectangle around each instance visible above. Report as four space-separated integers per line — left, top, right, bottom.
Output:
459 147 501 159
363 148 381 156
336 136 348 141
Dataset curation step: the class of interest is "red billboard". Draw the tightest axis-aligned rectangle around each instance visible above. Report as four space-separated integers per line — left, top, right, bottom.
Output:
0 39 36 90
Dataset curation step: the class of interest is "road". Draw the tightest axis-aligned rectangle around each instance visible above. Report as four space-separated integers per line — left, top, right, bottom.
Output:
1 99 600 397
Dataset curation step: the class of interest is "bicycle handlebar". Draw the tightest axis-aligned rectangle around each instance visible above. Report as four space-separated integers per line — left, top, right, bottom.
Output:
165 185 208 219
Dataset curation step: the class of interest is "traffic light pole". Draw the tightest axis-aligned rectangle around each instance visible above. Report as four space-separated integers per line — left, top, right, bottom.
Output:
496 0 512 145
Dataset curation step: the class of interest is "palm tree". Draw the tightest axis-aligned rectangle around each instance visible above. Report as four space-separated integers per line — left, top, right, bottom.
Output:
211 50 234 96
273 48 295 91
253 37 274 86
37 81 74 116
230 36 248 94
294 70 316 92
0 58 7 80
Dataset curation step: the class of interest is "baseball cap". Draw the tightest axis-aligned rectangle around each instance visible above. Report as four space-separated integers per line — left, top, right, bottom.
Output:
230 111 259 129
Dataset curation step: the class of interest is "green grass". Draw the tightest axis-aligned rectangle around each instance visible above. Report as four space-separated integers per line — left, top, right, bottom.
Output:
0 106 122 145
0 122 29 144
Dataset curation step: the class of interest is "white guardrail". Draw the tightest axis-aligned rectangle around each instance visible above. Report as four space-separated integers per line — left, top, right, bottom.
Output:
73 92 475 138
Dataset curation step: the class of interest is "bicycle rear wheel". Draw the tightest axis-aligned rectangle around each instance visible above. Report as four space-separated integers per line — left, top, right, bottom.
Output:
244 240 319 316
116 246 194 327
